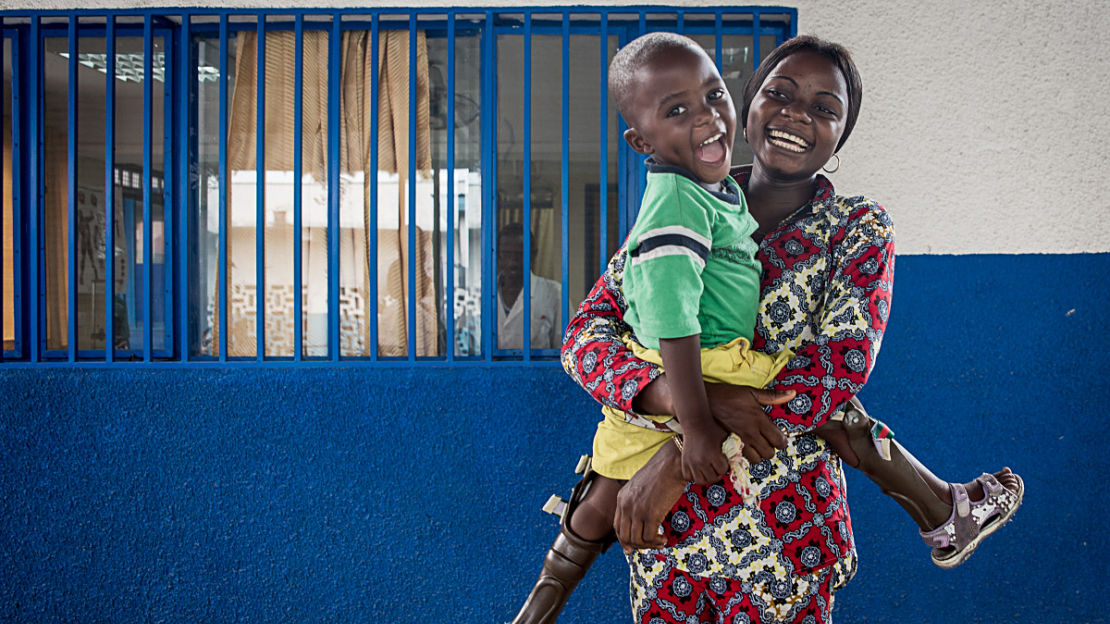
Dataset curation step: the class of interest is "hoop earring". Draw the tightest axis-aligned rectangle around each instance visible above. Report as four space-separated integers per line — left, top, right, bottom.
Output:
823 153 841 174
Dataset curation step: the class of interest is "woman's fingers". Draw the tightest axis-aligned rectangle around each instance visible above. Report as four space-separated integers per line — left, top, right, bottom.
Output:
743 437 774 463
748 387 796 406
615 501 665 550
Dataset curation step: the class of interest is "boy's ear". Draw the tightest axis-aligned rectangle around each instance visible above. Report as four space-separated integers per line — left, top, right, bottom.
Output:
623 128 654 155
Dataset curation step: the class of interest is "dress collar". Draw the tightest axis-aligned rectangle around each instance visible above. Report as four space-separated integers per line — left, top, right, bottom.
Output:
728 164 835 207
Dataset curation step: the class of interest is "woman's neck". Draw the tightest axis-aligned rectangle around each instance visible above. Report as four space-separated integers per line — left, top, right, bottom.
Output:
744 166 819 239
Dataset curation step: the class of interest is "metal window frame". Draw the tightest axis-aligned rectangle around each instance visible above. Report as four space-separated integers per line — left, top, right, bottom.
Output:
0 6 796 368
29 17 176 362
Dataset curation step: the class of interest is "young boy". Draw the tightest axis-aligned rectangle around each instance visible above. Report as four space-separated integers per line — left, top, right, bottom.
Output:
509 33 1023 624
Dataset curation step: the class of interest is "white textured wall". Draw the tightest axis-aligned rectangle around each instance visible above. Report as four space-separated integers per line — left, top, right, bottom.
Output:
4 0 1109 254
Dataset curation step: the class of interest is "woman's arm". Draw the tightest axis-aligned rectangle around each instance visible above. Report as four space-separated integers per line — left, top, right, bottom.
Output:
759 201 896 433
560 247 663 418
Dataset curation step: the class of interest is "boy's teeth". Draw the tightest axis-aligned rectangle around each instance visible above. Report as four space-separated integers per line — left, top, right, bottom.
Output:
700 133 722 146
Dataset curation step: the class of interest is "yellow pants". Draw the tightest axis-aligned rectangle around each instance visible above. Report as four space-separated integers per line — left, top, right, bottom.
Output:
592 336 793 483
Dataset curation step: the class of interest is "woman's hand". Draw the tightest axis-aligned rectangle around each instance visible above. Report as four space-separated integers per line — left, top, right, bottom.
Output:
705 384 794 464
613 440 687 552
614 385 795 552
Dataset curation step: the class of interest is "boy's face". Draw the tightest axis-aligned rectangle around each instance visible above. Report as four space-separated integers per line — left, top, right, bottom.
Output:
623 46 736 186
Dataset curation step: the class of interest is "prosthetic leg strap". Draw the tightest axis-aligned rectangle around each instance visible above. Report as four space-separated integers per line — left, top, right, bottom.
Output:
542 455 593 520
832 402 895 461
869 419 894 461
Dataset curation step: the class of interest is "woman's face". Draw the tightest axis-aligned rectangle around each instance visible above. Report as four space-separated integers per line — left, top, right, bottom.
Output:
746 50 849 181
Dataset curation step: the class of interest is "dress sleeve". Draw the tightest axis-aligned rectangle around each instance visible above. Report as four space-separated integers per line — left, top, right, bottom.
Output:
764 202 896 432
560 247 662 415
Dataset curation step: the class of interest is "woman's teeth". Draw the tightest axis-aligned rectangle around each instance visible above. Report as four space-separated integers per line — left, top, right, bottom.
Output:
767 129 810 152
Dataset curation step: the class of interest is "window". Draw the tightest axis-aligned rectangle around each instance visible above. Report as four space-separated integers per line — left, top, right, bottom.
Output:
0 8 794 364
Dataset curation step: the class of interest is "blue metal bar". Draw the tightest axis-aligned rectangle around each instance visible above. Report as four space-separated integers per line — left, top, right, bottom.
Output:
715 12 723 69
327 16 339 361
13 25 26 359
615 23 630 243
66 15 77 361
598 12 608 276
677 10 684 33
160 27 174 358
480 12 493 360
407 14 417 361
105 16 115 361
255 14 265 360
293 14 303 362
752 11 761 66
0 358 564 370
521 12 531 360
445 11 455 362
616 87 627 240
176 15 190 361
29 17 41 361
142 14 153 361
559 12 569 337
218 14 229 362
369 14 379 361
0 7 788 18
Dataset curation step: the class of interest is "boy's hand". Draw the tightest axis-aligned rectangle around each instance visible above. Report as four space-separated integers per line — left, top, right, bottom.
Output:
657 335 728 483
679 425 730 484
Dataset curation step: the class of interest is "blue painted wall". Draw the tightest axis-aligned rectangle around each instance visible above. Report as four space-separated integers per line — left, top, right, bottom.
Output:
1 253 1107 623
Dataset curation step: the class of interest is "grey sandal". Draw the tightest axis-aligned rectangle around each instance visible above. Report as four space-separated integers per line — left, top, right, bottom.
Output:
920 471 1024 568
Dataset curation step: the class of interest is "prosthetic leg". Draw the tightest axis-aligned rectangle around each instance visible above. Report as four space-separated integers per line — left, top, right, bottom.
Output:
820 397 952 532
509 457 616 624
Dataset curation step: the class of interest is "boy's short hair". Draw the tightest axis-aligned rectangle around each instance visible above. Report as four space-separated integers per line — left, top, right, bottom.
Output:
608 32 710 126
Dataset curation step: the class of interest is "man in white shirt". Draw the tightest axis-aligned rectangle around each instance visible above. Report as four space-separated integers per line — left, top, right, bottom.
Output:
497 223 562 350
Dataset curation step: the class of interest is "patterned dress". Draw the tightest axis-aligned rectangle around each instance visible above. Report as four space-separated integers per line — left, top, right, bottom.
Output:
561 168 895 623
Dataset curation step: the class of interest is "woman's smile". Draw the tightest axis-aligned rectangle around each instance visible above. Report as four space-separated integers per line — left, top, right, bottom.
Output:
766 128 812 153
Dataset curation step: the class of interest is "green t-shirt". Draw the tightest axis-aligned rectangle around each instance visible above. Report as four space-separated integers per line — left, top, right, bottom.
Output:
623 163 762 350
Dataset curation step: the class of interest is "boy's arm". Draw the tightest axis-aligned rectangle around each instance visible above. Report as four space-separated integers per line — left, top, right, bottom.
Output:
659 334 729 484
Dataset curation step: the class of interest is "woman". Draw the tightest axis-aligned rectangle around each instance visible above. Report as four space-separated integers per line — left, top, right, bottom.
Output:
556 36 1018 623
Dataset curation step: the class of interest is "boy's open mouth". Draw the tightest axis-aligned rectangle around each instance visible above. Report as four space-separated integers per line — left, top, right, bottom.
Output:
695 132 727 164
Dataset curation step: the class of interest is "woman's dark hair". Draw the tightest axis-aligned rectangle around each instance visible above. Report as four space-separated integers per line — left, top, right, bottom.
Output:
740 35 863 152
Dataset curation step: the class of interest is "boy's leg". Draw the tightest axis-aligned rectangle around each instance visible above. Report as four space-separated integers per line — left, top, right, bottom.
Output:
509 469 622 624
816 397 1023 567
814 402 951 530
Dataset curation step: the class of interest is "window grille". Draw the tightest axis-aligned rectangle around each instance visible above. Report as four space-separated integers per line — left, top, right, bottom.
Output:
0 7 795 365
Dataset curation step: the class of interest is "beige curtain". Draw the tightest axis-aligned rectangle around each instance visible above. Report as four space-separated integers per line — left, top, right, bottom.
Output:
3 117 14 347
215 29 435 357
43 128 68 350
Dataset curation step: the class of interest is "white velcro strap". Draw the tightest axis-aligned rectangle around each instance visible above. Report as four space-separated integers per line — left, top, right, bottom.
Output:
542 495 567 518
575 455 592 475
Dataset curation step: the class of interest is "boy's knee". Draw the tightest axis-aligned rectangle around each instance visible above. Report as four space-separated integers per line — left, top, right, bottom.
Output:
815 421 859 468
840 402 889 472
